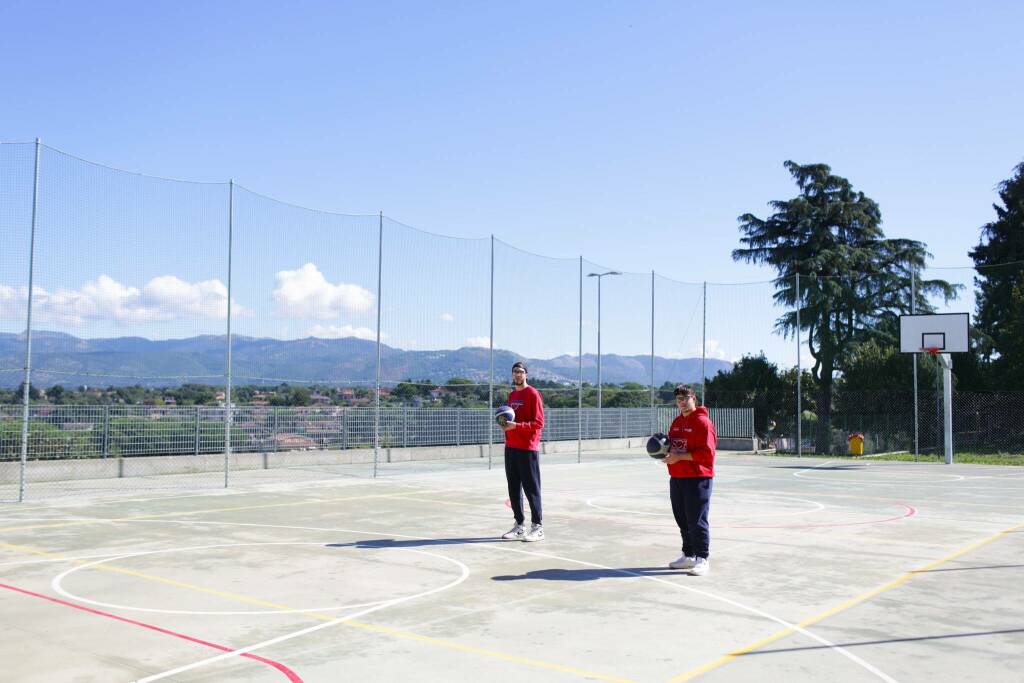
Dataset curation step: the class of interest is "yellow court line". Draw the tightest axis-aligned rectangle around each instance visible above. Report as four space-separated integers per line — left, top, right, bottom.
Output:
0 541 336 619
1 539 636 682
0 488 457 534
346 619 637 683
666 522 1024 682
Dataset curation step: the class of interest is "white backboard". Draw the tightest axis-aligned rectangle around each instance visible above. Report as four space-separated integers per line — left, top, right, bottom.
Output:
899 313 970 353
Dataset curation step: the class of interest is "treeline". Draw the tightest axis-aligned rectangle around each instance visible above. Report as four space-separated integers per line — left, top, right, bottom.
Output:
0 378 665 409
729 159 1024 452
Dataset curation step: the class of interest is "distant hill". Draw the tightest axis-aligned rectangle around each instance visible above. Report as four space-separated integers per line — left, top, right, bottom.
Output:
0 332 732 388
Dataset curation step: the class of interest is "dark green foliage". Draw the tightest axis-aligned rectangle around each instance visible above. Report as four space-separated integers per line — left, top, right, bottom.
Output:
704 354 815 439
0 421 95 460
970 160 1024 388
734 161 957 453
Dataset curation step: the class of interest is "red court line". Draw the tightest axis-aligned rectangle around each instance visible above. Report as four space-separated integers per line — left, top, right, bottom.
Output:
0 581 302 682
720 503 917 529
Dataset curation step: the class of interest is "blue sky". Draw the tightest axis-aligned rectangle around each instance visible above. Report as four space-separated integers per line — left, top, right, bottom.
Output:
1 1 1022 368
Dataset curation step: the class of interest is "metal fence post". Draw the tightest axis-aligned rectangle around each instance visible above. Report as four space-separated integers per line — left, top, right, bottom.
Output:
403 406 408 447
102 405 111 458
341 408 347 450
194 405 201 455
456 408 461 446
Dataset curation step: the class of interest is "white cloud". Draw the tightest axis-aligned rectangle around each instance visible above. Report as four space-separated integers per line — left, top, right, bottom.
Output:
141 275 240 319
273 263 374 319
0 275 242 325
692 339 741 362
440 312 454 322
308 324 378 341
466 336 491 348
0 284 27 321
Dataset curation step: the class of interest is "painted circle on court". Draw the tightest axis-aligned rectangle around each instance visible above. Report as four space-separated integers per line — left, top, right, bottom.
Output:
587 491 826 518
52 541 467 616
793 469 965 483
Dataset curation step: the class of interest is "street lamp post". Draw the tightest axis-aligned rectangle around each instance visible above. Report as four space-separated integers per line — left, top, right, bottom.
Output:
587 270 620 440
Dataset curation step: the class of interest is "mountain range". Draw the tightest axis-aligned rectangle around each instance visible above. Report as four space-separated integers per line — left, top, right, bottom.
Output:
0 332 732 388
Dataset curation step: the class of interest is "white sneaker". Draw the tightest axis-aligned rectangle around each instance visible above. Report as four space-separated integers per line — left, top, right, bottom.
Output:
501 524 524 540
523 524 544 542
688 557 710 576
669 554 697 570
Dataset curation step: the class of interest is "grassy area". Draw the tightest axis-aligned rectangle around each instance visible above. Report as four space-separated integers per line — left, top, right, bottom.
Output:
861 451 1024 466
768 450 1024 465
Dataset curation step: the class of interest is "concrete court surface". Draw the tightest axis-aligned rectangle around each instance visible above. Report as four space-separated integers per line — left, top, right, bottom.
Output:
0 451 1022 683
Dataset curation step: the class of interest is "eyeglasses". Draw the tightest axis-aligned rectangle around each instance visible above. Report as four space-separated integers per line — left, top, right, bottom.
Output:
674 394 695 401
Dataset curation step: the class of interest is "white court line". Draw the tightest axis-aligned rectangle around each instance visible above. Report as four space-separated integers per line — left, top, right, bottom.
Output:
115 517 896 683
793 459 966 484
52 542 465 616
132 548 470 683
0 546 167 568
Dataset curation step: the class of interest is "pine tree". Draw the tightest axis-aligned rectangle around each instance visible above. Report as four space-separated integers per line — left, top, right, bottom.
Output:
970 161 1024 388
734 161 957 453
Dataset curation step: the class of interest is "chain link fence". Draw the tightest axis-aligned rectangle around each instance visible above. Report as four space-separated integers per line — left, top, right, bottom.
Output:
0 404 755 499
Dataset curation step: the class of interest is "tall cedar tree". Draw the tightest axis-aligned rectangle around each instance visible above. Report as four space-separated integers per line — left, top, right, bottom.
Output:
734 161 956 453
970 161 1024 388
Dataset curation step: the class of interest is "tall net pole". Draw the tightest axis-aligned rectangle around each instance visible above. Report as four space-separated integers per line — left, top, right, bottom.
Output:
796 272 802 457
224 180 235 488
911 270 919 461
596 273 602 440
650 270 655 433
577 256 583 463
373 212 383 478
701 281 707 404
18 138 41 503
488 235 494 470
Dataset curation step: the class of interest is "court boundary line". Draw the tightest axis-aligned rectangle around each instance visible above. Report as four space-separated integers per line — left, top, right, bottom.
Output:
0 580 302 682
666 521 1024 682
101 517 899 683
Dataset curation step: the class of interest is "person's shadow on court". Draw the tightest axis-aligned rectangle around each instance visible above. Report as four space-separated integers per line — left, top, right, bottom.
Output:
492 567 681 582
327 537 502 550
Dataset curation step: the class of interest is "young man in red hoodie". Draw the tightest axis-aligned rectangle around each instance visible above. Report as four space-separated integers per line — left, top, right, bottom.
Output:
499 361 546 542
662 384 717 575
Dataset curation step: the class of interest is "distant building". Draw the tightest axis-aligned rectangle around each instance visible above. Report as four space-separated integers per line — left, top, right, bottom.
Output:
268 433 317 450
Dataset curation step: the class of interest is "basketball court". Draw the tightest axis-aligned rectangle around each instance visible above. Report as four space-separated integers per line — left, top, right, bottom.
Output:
1 450 1021 682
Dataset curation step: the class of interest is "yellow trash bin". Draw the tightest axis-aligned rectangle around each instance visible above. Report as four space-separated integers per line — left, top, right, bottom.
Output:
848 433 864 456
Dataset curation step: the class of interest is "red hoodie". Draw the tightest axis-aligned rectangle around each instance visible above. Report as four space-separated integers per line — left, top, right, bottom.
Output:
666 405 716 478
505 385 545 451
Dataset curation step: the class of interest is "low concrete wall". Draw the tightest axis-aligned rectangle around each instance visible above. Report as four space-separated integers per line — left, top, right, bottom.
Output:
720 437 757 451
2 435 754 484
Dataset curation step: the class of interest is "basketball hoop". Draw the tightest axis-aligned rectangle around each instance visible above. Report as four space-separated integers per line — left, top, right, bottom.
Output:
920 347 951 369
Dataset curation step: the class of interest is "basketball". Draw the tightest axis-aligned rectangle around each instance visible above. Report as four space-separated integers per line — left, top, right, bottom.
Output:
495 405 515 426
646 433 669 459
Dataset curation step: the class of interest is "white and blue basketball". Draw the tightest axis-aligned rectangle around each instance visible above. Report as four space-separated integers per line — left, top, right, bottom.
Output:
495 405 515 426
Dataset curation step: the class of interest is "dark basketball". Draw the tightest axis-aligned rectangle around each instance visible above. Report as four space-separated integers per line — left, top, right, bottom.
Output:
646 433 669 459
495 405 515 426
